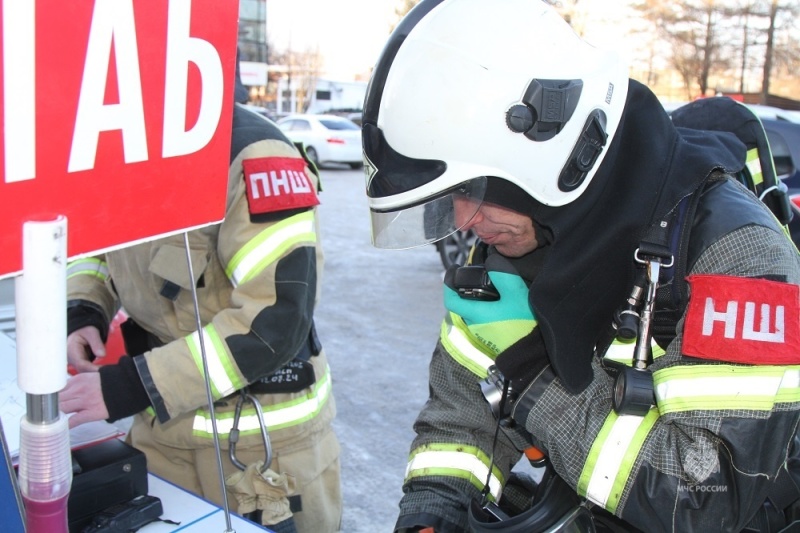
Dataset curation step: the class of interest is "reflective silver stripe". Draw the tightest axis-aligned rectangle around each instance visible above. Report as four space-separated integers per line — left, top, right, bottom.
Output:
226 211 316 287
66 257 109 280
654 365 800 413
185 324 242 399
578 409 659 512
192 365 332 435
440 315 495 378
405 446 503 502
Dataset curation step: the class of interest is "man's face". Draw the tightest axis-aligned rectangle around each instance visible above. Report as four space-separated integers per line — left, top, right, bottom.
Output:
453 196 538 257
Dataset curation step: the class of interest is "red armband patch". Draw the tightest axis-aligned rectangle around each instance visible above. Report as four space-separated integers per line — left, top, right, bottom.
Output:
242 157 319 215
682 274 800 364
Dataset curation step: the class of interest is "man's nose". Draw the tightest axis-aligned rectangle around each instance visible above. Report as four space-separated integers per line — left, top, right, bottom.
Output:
455 205 481 231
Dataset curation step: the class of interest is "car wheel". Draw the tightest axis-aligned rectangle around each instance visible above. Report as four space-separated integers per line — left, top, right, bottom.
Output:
436 230 477 269
348 162 364 170
305 146 320 167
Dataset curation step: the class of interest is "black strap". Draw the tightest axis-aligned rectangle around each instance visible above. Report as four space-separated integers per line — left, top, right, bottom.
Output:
596 192 691 360
650 187 704 349
636 197 682 264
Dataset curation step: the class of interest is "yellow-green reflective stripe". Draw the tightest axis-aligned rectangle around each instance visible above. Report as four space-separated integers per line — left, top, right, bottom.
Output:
746 148 764 187
603 338 636 364
186 325 242 399
654 365 800 413
440 315 495 378
226 211 316 286
578 409 658 513
66 258 109 281
192 366 332 435
603 338 665 365
405 443 504 502
653 343 665 359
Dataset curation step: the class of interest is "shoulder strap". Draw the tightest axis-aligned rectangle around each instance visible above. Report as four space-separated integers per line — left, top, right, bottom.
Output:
595 192 695 359
650 186 703 349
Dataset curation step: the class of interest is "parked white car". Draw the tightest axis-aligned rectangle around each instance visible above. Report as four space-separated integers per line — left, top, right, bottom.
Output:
277 114 363 169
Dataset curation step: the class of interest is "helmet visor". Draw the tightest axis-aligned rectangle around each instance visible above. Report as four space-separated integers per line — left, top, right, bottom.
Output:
370 177 487 249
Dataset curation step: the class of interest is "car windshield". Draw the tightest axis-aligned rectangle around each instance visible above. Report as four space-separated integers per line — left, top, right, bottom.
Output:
319 118 359 131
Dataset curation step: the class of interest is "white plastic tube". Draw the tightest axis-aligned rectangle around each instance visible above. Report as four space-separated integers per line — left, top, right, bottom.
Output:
15 216 68 394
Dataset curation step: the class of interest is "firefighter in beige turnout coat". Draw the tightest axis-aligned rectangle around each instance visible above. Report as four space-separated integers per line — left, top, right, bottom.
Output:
59 97 342 532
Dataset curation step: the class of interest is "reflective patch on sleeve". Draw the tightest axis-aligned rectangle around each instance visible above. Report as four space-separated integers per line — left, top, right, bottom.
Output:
242 157 320 214
683 274 800 364
405 443 504 503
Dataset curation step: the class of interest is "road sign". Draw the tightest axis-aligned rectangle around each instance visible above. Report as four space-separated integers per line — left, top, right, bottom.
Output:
1 0 239 278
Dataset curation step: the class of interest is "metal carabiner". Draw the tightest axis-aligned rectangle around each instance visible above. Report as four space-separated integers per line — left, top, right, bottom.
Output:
229 390 273 474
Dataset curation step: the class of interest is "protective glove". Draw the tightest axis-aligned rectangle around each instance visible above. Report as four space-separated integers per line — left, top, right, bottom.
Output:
443 253 536 356
225 461 297 531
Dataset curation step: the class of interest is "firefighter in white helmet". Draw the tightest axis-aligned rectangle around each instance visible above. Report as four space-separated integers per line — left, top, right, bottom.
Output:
362 1 800 531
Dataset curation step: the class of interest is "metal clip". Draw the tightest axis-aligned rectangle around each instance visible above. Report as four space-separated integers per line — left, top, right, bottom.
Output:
480 366 516 424
229 390 273 473
631 250 671 370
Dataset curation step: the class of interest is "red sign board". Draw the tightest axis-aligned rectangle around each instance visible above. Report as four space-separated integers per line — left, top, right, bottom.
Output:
0 0 239 278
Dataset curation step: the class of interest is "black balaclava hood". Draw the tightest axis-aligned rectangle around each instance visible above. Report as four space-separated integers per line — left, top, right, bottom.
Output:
525 80 746 393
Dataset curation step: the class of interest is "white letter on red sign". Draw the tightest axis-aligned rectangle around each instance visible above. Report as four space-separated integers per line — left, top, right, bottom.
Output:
249 172 270 199
702 297 738 339
3 0 36 182
742 302 784 343
162 0 223 158
68 0 148 173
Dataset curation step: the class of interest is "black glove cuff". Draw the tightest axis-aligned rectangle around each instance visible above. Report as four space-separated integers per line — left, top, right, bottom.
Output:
67 300 110 342
99 355 151 422
495 328 549 393
395 512 459 533
511 365 556 429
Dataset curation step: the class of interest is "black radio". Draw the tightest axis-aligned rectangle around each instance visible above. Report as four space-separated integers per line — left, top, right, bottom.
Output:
81 495 164 533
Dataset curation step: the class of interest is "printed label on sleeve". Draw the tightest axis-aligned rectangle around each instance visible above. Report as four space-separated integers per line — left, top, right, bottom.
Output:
242 157 319 214
682 274 800 364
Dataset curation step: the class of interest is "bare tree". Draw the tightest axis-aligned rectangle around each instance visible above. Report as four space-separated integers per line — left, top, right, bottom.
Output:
634 0 799 101
756 0 799 103
268 46 324 113
634 0 732 99
731 1 758 94
721 0 799 101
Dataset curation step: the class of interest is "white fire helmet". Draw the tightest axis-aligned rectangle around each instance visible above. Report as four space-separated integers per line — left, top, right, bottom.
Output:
362 0 629 249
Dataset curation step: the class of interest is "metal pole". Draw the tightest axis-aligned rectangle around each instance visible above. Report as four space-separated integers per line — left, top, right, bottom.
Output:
183 232 235 533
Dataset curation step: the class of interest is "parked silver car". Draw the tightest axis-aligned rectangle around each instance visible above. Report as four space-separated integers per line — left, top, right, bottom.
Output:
277 114 363 169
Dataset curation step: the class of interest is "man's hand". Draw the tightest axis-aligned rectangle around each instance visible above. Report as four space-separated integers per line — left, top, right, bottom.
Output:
59 372 109 428
67 325 106 373
443 253 535 355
